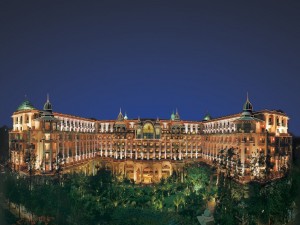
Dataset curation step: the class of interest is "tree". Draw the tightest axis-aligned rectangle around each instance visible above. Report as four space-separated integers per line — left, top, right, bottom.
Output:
173 194 185 212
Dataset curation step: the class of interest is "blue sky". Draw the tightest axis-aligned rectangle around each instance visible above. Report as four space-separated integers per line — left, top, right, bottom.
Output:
1 1 299 135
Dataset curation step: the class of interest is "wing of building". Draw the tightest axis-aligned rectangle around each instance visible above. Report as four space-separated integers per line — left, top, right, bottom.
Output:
9 95 292 183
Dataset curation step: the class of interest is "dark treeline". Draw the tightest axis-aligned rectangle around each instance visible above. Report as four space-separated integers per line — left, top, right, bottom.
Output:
0 163 215 225
0 161 299 225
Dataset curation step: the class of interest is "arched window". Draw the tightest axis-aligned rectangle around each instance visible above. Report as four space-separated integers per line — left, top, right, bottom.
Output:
143 123 154 139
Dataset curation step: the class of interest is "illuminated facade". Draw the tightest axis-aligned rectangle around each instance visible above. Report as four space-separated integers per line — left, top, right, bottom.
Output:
9 95 292 183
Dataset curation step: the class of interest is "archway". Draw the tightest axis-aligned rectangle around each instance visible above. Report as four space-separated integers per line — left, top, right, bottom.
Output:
143 123 154 139
142 167 153 183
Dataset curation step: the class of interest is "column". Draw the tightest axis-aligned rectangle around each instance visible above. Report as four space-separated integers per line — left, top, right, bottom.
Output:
75 135 78 161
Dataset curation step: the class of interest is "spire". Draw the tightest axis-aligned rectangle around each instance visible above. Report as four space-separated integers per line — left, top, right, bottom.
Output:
117 108 124 121
43 93 52 112
124 112 128 120
174 108 180 121
242 92 253 117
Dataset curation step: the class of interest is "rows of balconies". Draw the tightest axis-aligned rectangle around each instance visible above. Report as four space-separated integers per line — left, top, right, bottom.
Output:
100 151 200 160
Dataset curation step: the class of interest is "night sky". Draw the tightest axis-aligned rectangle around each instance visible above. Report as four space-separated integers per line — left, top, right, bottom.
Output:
1 1 299 135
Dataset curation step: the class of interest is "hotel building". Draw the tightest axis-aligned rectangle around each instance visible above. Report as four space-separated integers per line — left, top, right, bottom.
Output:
9 95 292 183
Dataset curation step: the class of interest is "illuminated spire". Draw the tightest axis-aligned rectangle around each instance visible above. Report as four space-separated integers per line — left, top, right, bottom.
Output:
174 108 180 121
242 92 253 116
117 108 124 121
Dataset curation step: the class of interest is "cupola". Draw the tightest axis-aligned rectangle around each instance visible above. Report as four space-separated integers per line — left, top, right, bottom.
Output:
242 93 253 117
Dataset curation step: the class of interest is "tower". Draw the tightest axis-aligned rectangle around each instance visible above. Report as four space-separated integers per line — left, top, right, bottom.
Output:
36 95 59 172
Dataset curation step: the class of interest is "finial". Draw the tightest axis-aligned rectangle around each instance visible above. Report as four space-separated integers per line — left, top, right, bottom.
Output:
24 94 27 100
246 92 249 101
176 108 178 114
47 93 49 102
119 107 122 113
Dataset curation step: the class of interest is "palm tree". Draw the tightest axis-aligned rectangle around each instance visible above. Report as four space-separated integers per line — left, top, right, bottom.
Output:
173 195 184 212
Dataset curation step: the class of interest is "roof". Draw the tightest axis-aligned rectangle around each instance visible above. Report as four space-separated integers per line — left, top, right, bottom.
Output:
16 100 36 111
53 112 97 122
35 116 60 122
234 116 264 122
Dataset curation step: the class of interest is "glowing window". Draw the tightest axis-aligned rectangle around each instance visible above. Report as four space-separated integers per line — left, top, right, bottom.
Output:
143 123 154 139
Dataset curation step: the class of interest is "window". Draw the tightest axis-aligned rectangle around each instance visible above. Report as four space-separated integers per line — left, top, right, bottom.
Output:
136 128 142 139
45 122 51 130
268 118 272 125
143 123 155 139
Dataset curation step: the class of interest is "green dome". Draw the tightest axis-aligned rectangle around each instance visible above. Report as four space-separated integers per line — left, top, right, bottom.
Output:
17 100 35 111
203 113 212 121
170 112 175 121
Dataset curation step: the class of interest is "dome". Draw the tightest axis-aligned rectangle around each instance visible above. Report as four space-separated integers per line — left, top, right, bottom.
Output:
203 113 212 121
243 100 253 112
43 94 52 112
17 100 35 111
242 93 253 116
44 101 52 111
170 112 175 121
